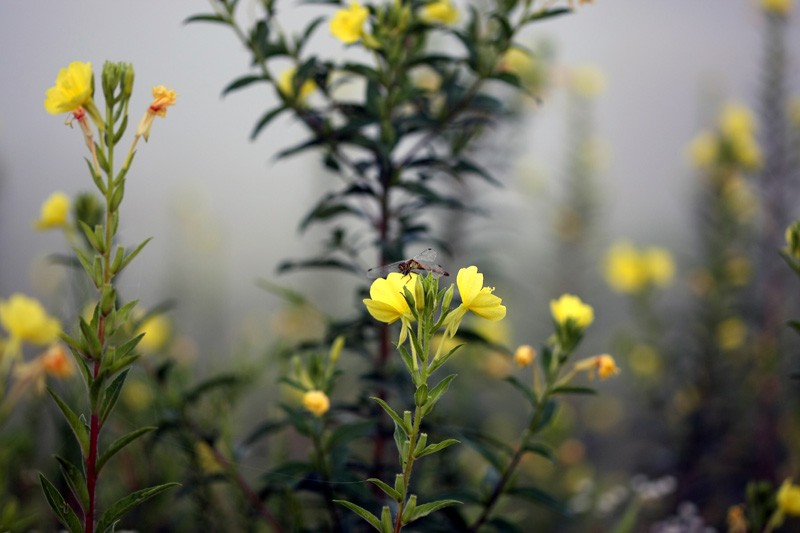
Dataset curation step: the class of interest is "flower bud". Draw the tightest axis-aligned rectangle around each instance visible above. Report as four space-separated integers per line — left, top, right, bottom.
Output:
121 63 135 98
302 390 330 416
514 345 536 368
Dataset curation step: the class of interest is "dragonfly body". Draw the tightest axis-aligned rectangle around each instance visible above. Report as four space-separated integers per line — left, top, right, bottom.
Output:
367 248 450 279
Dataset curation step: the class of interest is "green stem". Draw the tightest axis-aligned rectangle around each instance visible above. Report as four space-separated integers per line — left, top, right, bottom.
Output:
393 405 423 533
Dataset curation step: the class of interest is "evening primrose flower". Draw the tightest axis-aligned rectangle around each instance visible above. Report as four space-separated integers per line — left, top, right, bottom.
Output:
363 272 419 344
330 2 369 44
719 102 756 140
569 65 606 98
135 313 171 353
444 266 506 338
643 247 675 287
786 219 800 258
550 294 593 328
421 0 458 24
760 0 793 15
0 294 61 358
573 354 620 380
716 318 747 351
136 85 177 141
33 192 70 230
40 344 74 378
44 61 93 114
604 241 647 293
277 67 317 104
777 479 800 516
303 390 331 416
688 131 718 169
514 345 536 368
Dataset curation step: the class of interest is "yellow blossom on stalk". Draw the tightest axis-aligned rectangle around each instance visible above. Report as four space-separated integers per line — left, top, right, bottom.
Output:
302 390 330 416
135 313 171 353
44 61 93 115
569 65 606 98
0 294 61 358
573 354 620 380
777 479 800 515
514 345 536 368
719 102 756 140
786 219 800 258
33 192 70 230
136 85 177 141
551 294 594 328
363 272 419 344
277 67 317 103
716 317 747 351
330 2 369 44
688 131 718 169
40 344 74 378
604 242 646 293
643 247 675 287
500 47 534 77
760 0 793 15
444 266 506 338
421 0 458 24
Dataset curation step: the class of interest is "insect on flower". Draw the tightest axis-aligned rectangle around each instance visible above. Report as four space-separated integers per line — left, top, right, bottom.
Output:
366 248 450 279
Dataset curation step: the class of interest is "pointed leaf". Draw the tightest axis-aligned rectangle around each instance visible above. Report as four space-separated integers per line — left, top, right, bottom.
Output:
414 438 460 459
47 388 89 454
99 369 130 425
408 499 462 522
184 13 228 24
551 386 596 396
325 420 373 451
96 427 157 474
96 483 180 533
55 455 89 511
371 397 410 434
368 478 401 501
523 442 555 464
116 238 152 275
222 74 267 96
507 486 571 516
39 473 83 533
250 106 288 140
504 375 536 405
334 500 382 531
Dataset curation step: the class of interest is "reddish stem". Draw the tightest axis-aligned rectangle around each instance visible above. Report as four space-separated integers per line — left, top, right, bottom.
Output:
86 359 101 533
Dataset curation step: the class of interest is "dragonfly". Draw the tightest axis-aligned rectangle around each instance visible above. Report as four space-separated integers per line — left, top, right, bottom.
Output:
366 248 450 279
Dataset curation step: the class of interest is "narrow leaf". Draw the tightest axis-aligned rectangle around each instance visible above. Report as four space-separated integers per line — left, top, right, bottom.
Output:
334 500 382 531
96 427 157 474
222 74 267 96
507 486 571 516
504 375 536 405
55 455 89 511
371 397 410 434
99 369 130 425
39 473 83 533
551 386 597 396
414 439 460 459
47 388 89 454
250 106 288 140
117 237 152 274
523 442 555 464
368 478 402 501
96 483 180 533
408 499 462 522
184 13 228 24
325 420 373 451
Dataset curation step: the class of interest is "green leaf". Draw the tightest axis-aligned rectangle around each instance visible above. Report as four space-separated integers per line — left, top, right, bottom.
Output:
397 345 421 386
116 237 152 275
408 499 461 523
334 500 382 531
426 344 462 378
507 486 571 516
522 7 571 24
531 400 557 433
72 248 96 285
99 369 130 425
504 375 536 405
47 388 89 454
184 374 241 403
55 455 89 511
368 478 402 501
414 438 459 459
422 374 457 415
95 483 180 533
462 435 503 471
115 333 145 361
250 106 288 140
78 220 103 252
787 320 800 333
299 201 366 232
325 420 373 451
96 427 157 474
277 257 362 275
453 158 501 186
551 386 597 396
222 74 267 97
523 442 555 464
371 397 410 435
184 13 228 25
39 473 83 533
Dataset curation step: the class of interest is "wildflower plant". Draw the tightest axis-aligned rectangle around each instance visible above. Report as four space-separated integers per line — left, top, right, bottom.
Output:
37 60 178 533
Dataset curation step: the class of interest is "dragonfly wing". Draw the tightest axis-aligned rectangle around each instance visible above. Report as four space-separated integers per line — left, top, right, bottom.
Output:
414 248 438 263
366 260 405 279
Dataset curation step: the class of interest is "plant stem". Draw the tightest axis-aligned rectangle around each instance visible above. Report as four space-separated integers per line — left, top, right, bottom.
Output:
393 405 423 533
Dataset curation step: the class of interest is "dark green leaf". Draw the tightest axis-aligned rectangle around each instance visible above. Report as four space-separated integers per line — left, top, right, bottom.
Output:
371 397 410 435
47 389 89 454
115 333 145 361
408 499 461 522
414 438 459 459
297 16 327 52
299 202 366 232
39 473 83 533
250 106 288 140
522 7 571 24
334 500 382 531
99 369 130 425
462 436 503 471
551 386 597 396
325 420 373 451
507 486 571 516
368 478 401 501
222 74 267 97
96 427 157 474
523 442 555 464
55 456 89 511
96 483 180 533
277 257 363 275
453 158 501 186
504 375 536 405
184 374 241 403
184 13 228 25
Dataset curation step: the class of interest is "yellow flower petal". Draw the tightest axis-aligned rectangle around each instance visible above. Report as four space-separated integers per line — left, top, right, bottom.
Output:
303 390 331 416
330 2 369 44
550 294 594 328
421 0 459 24
467 290 506 321
34 192 70 230
0 294 61 348
44 61 93 115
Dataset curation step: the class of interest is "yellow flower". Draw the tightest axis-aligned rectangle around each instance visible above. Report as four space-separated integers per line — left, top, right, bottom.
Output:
724 256 752 286
136 85 177 141
760 0 793 15
277 67 317 103
363 272 418 344
569 64 606 98
716 317 747 351
514 345 536 368
40 344 74 378
719 102 757 140
0 294 61 357
33 192 70 230
643 247 675 287
550 294 594 328
574 354 620 380
604 242 647 293
444 266 507 338
302 390 330 416
628 344 661 377
44 61 93 115
330 2 369 44
778 479 800 515
135 313 171 353
786 219 800 258
421 0 458 24
195 441 225 474
730 133 762 169
688 131 718 169
122 380 154 412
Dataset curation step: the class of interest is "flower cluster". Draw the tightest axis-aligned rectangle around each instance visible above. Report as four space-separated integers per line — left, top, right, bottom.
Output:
689 102 762 171
603 241 675 294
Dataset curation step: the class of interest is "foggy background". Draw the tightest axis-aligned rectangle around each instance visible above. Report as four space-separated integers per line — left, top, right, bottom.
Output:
1 0 798 358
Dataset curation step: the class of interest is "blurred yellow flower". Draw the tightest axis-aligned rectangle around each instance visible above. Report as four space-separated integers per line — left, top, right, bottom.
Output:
444 266 507 338
716 317 747 351
501 47 534 77
569 65 606 98
330 2 369 44
760 0 793 14
483 350 512 378
786 219 800 258
195 441 225 474
719 102 757 140
40 344 73 378
122 380 154 412
573 354 620 380
33 192 70 230
277 67 317 103
0 294 61 357
628 344 661 377
790 95 800 126
727 505 747 533
730 133 762 169
363 272 418 344
302 390 330 416
724 256 752 286
421 0 458 24
778 479 800 515
44 61 93 115
722 174 758 221
550 294 594 328
643 247 675 287
514 345 536 368
136 85 177 141
688 131 718 169
604 241 647 293
136 313 171 353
